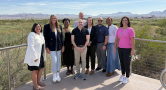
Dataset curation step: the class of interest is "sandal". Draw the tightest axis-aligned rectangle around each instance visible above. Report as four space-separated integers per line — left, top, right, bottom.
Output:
70 70 75 74
38 82 46 87
66 70 70 75
33 85 44 90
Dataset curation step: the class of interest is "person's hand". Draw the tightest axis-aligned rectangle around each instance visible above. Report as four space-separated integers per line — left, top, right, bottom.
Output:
131 49 135 55
76 47 80 52
34 59 38 62
88 43 91 46
62 46 65 52
46 48 50 54
72 46 74 50
102 46 106 50
79 48 84 52
114 48 116 54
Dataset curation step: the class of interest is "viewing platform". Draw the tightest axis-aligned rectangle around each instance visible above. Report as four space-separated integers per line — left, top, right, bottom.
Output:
15 67 164 90
1 38 166 90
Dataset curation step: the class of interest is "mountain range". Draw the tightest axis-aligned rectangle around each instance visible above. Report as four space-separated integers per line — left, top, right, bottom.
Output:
0 10 166 20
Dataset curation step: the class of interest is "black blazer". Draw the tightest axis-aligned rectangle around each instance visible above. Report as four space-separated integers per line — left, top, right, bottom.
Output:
43 24 64 51
84 26 98 46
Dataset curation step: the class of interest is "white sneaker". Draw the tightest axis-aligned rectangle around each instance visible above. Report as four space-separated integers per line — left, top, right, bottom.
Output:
57 76 61 82
122 77 129 84
53 73 57 83
118 75 125 82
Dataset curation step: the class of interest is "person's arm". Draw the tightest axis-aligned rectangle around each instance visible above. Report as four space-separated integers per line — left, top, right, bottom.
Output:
102 27 109 50
114 28 119 53
60 25 65 52
43 25 50 54
90 26 98 43
104 36 108 46
130 28 135 55
60 25 64 46
83 35 90 49
131 37 135 55
71 29 80 51
28 33 38 62
114 37 118 54
43 25 49 48
71 35 79 50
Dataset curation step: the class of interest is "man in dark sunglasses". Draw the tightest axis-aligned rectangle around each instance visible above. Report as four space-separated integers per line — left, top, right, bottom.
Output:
95 17 109 72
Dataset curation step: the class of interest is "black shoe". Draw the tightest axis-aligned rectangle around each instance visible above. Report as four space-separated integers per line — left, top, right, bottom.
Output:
96 67 101 71
102 69 106 72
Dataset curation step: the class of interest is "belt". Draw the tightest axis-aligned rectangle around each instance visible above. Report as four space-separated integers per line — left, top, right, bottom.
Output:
77 45 84 47
97 41 104 43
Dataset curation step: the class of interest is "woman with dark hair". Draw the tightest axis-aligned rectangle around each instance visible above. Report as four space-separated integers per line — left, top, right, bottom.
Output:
114 16 135 84
24 23 46 90
61 18 75 75
84 17 98 75
43 15 64 83
106 17 121 77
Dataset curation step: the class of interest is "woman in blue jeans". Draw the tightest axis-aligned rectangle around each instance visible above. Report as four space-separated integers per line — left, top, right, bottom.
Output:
43 15 64 83
106 17 121 76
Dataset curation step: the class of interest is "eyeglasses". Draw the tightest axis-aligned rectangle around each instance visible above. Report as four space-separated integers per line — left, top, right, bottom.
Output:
98 20 103 22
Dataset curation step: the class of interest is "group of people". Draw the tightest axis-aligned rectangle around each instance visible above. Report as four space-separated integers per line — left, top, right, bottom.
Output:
24 12 135 90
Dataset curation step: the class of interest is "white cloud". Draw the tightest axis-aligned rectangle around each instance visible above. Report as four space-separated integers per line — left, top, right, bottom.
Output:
20 3 46 6
38 3 46 5
1 0 164 15
19 0 151 9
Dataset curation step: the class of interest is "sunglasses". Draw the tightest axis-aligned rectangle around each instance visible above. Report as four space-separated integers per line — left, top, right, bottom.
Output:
98 20 103 22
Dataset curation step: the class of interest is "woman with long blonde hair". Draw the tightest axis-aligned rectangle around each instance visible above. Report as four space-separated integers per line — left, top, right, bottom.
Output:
43 15 64 83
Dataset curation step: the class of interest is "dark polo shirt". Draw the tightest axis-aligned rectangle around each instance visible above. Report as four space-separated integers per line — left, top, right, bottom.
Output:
72 27 89 46
96 25 109 43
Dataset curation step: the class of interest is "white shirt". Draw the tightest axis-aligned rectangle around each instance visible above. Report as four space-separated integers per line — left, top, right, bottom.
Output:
55 28 57 37
24 32 46 66
107 24 118 43
74 20 87 28
88 28 91 34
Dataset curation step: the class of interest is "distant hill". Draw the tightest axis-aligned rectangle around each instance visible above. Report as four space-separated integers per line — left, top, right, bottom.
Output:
0 10 166 20
97 10 166 17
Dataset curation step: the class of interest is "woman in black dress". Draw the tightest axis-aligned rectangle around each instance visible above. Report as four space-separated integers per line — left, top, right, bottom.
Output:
61 18 75 75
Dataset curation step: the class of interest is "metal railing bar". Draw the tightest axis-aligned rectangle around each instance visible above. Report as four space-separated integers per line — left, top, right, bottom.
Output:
135 38 166 43
0 38 166 51
0 44 27 51
7 49 11 90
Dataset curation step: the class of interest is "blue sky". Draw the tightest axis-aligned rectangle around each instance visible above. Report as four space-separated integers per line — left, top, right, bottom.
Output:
0 0 166 16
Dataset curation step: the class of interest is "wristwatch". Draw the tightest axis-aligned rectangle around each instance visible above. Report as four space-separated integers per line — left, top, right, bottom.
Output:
104 44 107 46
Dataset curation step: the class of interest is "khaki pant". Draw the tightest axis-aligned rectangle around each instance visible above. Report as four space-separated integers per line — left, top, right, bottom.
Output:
74 47 87 74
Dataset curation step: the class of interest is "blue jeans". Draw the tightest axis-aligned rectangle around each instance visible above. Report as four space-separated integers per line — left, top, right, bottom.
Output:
107 43 121 73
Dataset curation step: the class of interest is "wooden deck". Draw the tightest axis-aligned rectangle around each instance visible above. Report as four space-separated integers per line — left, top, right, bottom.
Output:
14 66 165 90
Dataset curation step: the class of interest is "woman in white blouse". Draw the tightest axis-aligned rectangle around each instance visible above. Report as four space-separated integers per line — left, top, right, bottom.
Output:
24 23 46 90
106 17 121 77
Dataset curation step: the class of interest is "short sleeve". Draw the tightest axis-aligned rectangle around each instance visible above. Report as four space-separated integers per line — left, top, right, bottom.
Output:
129 28 135 38
114 26 118 36
85 29 89 35
71 29 75 35
104 27 109 36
